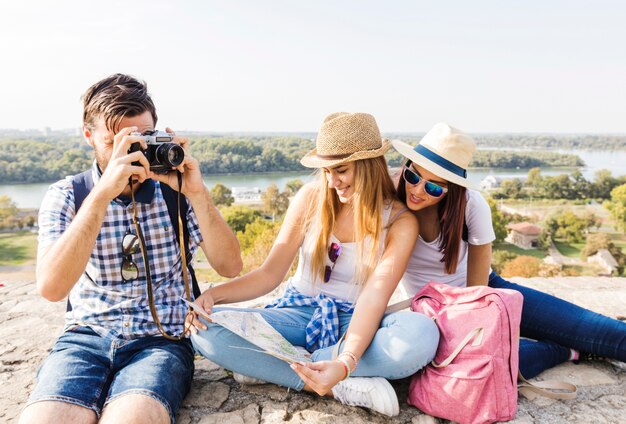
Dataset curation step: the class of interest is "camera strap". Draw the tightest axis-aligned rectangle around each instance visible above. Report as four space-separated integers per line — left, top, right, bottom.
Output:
130 171 193 341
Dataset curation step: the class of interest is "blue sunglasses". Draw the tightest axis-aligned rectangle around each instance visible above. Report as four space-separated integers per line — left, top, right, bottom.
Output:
402 166 448 198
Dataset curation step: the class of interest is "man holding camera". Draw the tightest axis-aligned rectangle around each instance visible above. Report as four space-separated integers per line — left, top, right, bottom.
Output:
19 73 242 424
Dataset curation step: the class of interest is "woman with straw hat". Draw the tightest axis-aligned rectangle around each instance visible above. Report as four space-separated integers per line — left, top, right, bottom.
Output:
189 112 439 417
392 123 626 379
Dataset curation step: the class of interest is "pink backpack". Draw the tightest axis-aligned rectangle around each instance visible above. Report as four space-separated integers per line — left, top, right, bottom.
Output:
407 282 523 424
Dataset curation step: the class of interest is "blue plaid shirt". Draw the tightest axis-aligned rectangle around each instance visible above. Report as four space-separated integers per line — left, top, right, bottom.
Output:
38 162 203 340
266 283 355 351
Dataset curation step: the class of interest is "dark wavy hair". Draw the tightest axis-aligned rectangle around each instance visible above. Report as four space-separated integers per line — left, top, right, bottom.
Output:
82 73 157 132
396 160 467 274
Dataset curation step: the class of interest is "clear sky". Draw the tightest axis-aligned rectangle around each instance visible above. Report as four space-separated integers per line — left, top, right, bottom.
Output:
1 0 625 133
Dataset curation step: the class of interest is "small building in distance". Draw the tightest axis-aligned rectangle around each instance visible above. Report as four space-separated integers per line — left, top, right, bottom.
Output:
231 187 262 203
480 175 527 191
505 222 542 249
480 175 503 191
587 249 619 276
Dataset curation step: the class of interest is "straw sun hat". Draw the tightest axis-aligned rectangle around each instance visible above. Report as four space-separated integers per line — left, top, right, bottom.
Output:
300 112 391 168
391 123 476 188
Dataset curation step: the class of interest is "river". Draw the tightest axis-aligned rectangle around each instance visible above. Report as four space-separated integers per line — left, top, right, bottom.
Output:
1 149 625 209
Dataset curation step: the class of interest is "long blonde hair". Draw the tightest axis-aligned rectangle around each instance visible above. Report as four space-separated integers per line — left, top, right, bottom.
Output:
305 156 396 287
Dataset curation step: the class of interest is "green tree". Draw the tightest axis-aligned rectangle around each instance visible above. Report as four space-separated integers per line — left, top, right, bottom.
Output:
262 184 290 221
549 210 597 243
0 195 18 221
236 219 294 275
570 170 592 200
526 167 542 188
285 179 304 196
220 205 262 233
487 197 508 242
593 169 618 200
499 179 524 199
552 174 575 199
604 183 626 232
582 233 611 257
210 183 234 206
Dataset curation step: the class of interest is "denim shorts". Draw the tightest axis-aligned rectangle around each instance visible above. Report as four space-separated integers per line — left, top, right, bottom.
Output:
27 326 194 423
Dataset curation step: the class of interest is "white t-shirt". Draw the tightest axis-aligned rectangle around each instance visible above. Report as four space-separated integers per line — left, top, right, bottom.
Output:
400 190 495 295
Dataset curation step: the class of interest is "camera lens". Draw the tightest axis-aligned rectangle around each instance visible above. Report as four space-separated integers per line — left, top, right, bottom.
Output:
155 143 184 168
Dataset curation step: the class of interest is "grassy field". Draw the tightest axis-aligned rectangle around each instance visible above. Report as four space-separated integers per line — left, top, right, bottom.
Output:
0 231 38 266
553 240 585 258
493 242 547 259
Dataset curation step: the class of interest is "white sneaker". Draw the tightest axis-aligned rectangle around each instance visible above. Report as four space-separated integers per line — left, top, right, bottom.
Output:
232 372 266 385
331 377 399 417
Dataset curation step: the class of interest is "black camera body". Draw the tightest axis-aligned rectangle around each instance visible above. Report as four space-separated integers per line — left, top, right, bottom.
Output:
128 130 185 174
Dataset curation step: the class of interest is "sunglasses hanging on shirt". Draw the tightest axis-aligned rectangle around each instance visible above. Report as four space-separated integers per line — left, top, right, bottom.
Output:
324 242 342 283
121 231 139 282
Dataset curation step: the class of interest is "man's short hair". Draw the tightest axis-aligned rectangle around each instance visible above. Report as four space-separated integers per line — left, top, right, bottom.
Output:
82 73 158 132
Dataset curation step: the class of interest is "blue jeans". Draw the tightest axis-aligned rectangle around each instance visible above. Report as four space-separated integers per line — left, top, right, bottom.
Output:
488 272 626 378
191 306 439 390
27 326 194 423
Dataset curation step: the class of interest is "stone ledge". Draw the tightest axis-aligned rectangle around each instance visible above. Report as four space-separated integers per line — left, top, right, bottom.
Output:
1 277 624 423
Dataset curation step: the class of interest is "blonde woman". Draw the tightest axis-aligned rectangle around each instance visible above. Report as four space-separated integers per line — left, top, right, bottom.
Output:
190 112 439 416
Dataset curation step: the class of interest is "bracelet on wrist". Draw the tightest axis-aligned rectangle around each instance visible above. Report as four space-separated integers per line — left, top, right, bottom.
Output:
337 357 351 380
339 351 358 371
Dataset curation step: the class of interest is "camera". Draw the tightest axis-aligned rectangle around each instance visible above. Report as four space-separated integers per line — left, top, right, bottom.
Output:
128 130 185 174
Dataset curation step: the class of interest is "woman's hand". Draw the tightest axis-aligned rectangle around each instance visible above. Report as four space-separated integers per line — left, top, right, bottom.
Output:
290 360 348 396
186 290 215 335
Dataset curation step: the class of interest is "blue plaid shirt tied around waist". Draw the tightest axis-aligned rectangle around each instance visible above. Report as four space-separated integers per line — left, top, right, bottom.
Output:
266 283 355 352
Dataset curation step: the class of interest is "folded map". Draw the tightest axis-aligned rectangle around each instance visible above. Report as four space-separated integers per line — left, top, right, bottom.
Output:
181 298 311 364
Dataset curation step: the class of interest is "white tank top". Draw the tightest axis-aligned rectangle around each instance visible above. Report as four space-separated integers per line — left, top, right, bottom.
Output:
290 203 394 303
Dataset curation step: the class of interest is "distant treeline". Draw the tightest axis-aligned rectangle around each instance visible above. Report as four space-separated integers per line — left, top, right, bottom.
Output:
389 134 626 150
0 138 93 183
0 135 588 183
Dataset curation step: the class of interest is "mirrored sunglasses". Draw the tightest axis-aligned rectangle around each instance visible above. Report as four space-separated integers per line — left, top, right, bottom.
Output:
402 166 448 198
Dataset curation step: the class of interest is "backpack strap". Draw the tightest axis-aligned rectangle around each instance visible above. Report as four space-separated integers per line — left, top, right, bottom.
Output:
160 183 201 298
72 170 94 212
518 372 577 400
66 170 95 312
385 298 413 314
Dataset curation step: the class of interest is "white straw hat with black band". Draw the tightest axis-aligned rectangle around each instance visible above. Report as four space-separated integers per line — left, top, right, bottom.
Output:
391 122 476 188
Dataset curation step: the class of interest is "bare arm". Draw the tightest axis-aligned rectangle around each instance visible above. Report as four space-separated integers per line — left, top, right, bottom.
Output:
152 128 242 277
37 189 110 301
187 189 242 278
339 207 419 362
36 127 151 301
196 183 313 310
466 242 492 286
293 205 419 395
